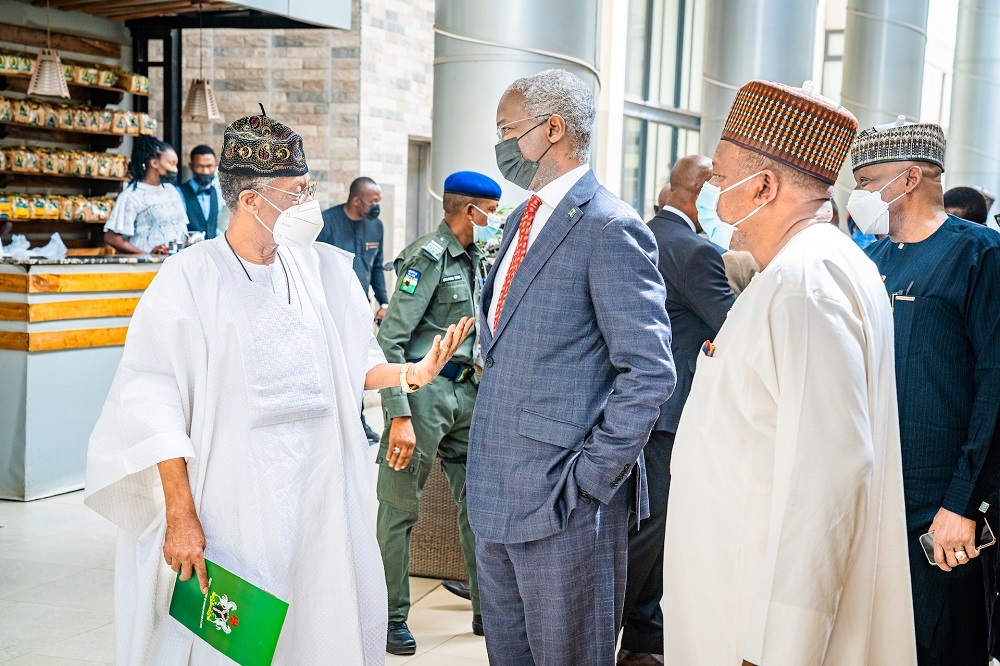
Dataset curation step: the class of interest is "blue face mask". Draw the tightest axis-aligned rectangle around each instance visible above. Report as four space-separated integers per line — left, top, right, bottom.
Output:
695 170 768 250
472 205 503 244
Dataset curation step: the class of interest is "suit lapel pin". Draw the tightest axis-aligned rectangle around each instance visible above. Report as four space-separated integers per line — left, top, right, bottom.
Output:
568 208 576 218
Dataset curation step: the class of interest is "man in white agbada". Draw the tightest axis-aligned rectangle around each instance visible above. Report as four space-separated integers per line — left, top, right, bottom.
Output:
662 80 916 665
83 112 474 665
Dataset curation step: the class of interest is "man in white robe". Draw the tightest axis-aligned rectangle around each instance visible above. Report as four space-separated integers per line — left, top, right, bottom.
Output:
84 112 473 665
662 81 916 665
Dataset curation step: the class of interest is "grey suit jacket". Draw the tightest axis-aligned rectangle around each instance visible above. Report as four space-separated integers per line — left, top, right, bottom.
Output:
467 169 676 544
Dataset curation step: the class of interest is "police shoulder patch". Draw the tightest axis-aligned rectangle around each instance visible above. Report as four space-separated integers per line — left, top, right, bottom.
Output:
399 268 421 294
421 238 446 261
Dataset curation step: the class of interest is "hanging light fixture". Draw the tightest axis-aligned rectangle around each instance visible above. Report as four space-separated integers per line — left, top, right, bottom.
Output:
182 7 221 121
27 0 70 98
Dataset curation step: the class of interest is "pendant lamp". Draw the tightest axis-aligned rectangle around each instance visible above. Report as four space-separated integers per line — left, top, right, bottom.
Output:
182 8 221 121
27 1 70 98
182 79 221 120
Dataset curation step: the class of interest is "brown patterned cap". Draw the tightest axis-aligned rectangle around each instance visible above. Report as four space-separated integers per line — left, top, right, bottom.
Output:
219 112 307 177
850 122 945 173
720 80 858 185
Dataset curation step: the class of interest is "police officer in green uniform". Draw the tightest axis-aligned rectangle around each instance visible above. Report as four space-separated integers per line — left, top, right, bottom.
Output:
376 171 503 655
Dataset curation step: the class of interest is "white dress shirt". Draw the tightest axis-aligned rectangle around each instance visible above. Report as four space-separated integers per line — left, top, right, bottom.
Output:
488 163 591 330
662 205 697 232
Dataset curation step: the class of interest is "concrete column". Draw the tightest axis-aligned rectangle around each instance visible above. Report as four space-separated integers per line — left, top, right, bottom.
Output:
432 0 600 206
699 0 817 155
945 0 1000 215
836 0 930 200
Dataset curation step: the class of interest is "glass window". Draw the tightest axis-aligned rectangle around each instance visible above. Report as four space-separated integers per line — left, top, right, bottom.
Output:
622 0 703 218
821 30 845 104
625 0 650 98
622 117 645 213
825 30 844 60
645 122 676 211
627 0 705 110
648 0 684 108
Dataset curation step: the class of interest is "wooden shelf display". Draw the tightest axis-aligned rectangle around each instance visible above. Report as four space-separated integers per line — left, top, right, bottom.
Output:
0 193 114 224
0 98 157 137
0 54 149 97
0 29 160 249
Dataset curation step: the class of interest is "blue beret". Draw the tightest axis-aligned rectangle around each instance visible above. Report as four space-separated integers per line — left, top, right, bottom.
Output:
443 171 502 200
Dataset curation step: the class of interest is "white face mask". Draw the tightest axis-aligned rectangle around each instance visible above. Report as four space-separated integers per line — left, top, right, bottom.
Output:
846 169 909 236
252 191 324 248
695 170 769 250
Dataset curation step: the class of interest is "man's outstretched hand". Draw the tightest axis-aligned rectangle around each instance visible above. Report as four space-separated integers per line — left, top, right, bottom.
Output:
408 317 476 386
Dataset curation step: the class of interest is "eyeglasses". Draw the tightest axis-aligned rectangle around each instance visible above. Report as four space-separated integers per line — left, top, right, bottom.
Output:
265 183 317 205
496 114 552 141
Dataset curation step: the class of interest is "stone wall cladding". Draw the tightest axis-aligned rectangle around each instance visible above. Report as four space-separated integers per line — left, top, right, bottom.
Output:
359 0 435 258
180 0 363 207
178 0 435 260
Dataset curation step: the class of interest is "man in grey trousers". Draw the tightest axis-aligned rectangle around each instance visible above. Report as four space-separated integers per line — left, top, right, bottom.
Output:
466 68 676 666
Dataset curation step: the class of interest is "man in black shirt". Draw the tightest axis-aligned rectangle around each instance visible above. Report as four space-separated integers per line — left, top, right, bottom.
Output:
319 176 389 319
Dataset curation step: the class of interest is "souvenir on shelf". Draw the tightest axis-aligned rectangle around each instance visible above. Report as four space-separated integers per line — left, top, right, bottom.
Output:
57 103 75 129
72 65 100 86
99 69 118 88
111 109 128 135
0 193 113 222
11 194 31 219
116 70 150 95
125 111 140 136
43 105 59 129
99 108 114 132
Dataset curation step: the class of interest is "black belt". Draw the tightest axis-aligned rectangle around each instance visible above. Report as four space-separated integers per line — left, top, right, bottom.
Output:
406 359 475 383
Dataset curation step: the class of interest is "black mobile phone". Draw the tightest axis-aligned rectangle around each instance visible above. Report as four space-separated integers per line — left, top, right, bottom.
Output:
920 518 997 566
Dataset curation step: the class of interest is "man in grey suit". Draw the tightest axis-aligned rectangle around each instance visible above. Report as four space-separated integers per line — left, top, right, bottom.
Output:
617 155 735 666
467 68 676 666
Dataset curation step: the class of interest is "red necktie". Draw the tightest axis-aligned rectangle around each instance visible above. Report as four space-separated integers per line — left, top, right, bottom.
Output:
494 195 542 329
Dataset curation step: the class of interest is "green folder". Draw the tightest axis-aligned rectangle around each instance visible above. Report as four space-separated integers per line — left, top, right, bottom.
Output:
169 558 289 666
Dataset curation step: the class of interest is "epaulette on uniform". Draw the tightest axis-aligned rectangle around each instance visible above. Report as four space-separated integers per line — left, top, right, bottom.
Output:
421 237 447 261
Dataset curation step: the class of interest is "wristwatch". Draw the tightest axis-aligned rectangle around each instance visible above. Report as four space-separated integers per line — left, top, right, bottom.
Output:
400 362 420 393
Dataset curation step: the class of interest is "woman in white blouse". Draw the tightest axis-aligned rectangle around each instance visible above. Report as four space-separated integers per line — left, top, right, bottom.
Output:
104 136 189 255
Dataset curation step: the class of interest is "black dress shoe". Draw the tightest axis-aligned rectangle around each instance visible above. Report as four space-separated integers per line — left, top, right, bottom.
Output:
386 620 416 655
472 613 484 636
442 580 471 600
617 649 664 665
363 421 380 443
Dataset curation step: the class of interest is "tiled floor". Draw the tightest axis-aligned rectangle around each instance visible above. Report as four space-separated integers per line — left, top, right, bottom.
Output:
0 407 488 664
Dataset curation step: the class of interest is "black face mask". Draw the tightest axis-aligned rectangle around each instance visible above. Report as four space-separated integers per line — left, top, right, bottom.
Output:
159 170 179 186
192 172 214 187
495 119 553 190
366 203 381 220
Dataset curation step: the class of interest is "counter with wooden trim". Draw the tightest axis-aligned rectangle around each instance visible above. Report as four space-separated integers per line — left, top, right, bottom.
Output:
0 255 163 500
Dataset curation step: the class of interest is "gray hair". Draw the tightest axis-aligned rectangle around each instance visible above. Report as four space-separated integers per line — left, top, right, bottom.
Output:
218 172 274 211
506 69 595 162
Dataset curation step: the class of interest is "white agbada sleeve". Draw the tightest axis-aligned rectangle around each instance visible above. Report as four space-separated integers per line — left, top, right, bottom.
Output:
84 267 201 535
742 290 874 665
